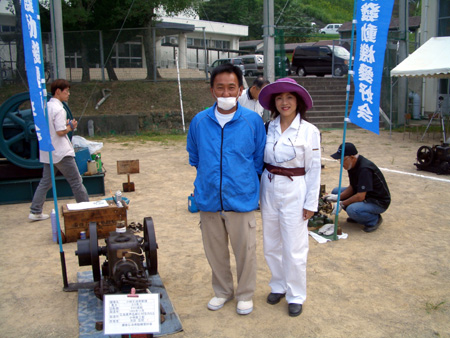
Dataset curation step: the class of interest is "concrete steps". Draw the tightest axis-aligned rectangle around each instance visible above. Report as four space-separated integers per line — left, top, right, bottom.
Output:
295 77 353 129
154 73 377 129
292 76 386 130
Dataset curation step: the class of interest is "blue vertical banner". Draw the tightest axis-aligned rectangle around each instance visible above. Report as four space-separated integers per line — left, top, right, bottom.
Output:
349 0 395 134
21 0 53 151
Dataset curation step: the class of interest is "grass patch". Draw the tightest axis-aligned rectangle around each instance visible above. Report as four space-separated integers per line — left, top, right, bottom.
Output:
425 301 446 314
87 130 188 145
0 80 214 117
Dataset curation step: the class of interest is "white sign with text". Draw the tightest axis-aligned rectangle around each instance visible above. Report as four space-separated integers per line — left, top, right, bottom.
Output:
104 293 160 335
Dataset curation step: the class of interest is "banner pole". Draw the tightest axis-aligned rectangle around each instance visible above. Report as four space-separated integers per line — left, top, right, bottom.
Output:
332 0 358 241
333 0 395 239
22 0 68 288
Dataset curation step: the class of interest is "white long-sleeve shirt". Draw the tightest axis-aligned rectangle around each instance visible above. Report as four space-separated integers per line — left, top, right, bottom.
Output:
264 114 321 212
39 98 75 164
238 88 264 117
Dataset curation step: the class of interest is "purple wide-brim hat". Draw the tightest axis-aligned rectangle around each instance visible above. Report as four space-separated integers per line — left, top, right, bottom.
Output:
258 77 313 111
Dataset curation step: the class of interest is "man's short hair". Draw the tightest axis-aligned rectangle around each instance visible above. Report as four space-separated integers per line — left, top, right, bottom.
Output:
252 76 270 89
51 79 70 96
210 63 243 88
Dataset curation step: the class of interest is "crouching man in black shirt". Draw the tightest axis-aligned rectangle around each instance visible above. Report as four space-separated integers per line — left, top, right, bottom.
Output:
325 143 391 233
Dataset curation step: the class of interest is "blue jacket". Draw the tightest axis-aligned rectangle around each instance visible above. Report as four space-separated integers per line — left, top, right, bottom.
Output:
186 103 266 212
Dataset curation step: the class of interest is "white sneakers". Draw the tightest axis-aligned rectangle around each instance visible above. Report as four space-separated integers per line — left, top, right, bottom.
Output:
28 213 50 221
236 300 253 315
207 297 231 311
207 297 253 315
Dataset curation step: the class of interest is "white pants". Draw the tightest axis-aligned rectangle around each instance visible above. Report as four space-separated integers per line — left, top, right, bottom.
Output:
260 169 309 304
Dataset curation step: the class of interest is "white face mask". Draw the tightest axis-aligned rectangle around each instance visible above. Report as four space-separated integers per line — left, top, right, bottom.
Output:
217 97 237 110
214 91 239 111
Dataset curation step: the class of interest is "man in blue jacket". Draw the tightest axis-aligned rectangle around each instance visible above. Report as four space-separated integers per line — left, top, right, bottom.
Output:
186 64 266 315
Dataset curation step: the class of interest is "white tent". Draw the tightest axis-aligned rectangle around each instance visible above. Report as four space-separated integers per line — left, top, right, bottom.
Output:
390 37 450 78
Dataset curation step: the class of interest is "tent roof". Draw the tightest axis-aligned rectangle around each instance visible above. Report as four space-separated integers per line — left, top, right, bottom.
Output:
390 37 450 78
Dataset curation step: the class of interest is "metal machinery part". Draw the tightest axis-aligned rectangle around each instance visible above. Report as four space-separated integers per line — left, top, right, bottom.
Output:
75 217 158 299
416 146 434 167
0 92 73 169
415 143 450 175
308 184 337 232
144 217 158 276
76 222 101 281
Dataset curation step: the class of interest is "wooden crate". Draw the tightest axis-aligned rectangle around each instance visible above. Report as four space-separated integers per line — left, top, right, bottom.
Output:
62 201 127 243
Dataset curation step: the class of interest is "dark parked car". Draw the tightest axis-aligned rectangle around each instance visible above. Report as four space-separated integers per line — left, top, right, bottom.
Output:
208 57 245 74
291 45 350 77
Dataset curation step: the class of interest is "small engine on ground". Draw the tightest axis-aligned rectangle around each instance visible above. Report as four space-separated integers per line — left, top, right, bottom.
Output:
415 143 450 175
75 217 158 299
308 185 339 233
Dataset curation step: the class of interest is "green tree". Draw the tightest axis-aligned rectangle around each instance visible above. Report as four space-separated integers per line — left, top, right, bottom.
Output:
199 0 263 40
199 0 354 41
96 0 199 80
274 0 317 42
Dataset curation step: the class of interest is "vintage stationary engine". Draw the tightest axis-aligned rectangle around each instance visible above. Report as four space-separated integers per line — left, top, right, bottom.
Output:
415 143 450 175
75 217 158 299
308 185 335 227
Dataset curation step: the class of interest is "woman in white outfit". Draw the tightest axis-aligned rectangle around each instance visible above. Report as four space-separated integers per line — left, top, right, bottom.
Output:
258 78 321 317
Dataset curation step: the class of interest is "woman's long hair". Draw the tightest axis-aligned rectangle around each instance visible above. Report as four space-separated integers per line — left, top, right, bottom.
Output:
268 92 308 121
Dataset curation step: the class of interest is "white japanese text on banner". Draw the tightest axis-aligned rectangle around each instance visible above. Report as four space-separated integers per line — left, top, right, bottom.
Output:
349 0 395 135
21 0 53 152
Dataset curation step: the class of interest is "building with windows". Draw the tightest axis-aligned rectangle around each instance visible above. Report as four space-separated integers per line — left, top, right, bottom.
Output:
0 1 15 33
156 15 248 71
0 1 16 79
0 4 248 81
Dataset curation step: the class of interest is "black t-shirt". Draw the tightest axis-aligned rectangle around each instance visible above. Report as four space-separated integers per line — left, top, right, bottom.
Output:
348 155 391 209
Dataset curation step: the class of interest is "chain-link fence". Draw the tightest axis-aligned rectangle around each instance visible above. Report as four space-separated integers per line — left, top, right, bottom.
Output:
40 28 243 82
272 28 422 128
1 27 246 85
0 39 18 85
1 25 424 128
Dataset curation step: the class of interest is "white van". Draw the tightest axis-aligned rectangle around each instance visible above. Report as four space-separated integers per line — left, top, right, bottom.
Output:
240 55 264 76
319 23 342 34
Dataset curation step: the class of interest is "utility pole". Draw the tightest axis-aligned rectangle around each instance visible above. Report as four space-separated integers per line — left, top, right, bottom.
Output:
396 0 409 125
50 0 66 79
263 0 275 82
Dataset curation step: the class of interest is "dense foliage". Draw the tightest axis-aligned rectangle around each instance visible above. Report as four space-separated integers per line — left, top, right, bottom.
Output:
199 0 354 40
199 0 421 41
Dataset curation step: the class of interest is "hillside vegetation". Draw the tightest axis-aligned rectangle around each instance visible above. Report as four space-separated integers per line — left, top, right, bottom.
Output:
0 80 216 117
296 0 354 25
